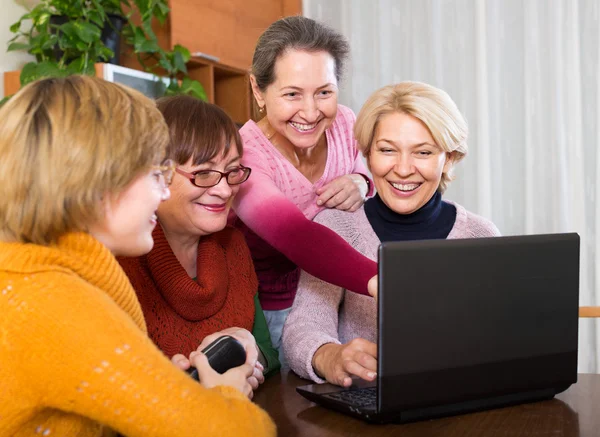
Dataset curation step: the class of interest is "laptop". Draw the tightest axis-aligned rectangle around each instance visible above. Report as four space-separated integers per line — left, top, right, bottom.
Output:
296 233 580 423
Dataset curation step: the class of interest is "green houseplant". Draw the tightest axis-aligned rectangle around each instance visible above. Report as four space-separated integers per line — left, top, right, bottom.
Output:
6 0 206 100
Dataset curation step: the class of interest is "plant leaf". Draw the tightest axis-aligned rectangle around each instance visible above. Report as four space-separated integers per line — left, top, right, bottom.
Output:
173 44 191 63
157 1 170 15
36 12 51 27
9 20 23 33
20 62 40 85
158 57 172 72
88 10 105 27
181 77 207 101
134 0 151 16
59 22 79 39
133 27 149 51
100 46 115 60
153 1 170 25
167 78 180 92
83 62 96 76
173 51 187 74
139 40 159 53
36 61 67 79
7 42 31 52
41 35 59 50
75 21 102 44
19 61 65 85
66 57 85 74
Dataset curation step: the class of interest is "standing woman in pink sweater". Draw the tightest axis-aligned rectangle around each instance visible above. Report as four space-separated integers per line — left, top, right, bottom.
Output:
282 81 501 387
233 16 378 356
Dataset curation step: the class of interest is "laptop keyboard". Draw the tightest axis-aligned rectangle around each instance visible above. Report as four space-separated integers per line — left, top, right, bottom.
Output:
322 387 377 408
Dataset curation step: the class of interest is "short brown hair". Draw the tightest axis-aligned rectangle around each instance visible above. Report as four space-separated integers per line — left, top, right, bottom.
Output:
156 95 242 165
0 75 169 245
355 81 468 193
252 16 350 92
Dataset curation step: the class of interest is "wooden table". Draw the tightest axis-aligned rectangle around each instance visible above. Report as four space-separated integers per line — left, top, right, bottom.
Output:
254 371 600 436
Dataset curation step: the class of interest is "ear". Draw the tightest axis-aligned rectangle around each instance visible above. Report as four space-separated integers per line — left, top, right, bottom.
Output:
249 74 266 110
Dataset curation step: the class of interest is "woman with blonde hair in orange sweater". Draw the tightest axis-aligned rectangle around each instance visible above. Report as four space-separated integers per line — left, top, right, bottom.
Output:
0 75 274 437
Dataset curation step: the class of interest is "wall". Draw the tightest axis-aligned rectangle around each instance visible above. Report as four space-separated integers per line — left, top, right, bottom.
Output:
0 0 34 98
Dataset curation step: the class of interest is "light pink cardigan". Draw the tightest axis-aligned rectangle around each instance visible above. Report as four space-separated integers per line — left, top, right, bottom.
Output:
282 201 501 383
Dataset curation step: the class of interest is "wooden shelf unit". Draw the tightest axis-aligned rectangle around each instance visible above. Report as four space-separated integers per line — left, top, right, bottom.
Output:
2 61 250 125
187 57 251 126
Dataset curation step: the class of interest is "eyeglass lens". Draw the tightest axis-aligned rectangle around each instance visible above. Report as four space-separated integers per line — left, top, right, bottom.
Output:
193 168 249 187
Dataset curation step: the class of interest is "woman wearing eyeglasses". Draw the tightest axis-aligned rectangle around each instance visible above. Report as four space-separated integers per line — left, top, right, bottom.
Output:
119 96 280 393
0 77 274 436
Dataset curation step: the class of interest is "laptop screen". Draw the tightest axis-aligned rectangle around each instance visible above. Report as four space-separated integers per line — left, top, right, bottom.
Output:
377 233 579 413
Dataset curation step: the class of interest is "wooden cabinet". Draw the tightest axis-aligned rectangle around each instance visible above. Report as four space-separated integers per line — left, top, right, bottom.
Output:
169 0 301 71
185 57 251 126
3 0 302 125
3 71 20 98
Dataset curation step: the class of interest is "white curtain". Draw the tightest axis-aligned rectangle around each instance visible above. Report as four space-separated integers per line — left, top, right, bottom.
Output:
304 0 600 373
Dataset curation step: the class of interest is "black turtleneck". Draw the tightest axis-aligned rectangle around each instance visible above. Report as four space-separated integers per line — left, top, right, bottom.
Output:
364 191 456 242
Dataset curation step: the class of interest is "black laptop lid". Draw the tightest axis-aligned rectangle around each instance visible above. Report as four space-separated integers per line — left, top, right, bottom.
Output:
377 233 580 415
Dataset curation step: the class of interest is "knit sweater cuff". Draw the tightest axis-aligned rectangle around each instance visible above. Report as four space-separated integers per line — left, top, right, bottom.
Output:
355 173 374 198
304 337 342 384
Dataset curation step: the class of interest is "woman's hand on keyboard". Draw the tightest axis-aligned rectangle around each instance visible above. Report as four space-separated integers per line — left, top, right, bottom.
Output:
312 339 377 387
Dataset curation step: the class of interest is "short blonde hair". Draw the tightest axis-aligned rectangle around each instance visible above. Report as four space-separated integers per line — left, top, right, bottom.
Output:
0 75 169 245
354 81 468 193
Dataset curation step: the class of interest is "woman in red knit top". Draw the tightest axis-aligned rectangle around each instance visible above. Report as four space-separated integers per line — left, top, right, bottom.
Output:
119 96 280 390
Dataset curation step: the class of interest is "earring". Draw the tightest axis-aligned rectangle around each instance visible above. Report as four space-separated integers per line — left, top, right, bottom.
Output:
259 106 265 114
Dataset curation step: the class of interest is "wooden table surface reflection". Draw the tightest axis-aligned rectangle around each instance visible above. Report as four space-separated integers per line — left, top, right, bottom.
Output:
254 371 599 436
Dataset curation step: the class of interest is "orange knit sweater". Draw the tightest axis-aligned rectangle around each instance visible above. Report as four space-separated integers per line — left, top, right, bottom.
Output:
0 232 275 437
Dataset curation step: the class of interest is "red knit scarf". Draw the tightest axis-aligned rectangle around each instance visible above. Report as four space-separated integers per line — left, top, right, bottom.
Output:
119 224 257 357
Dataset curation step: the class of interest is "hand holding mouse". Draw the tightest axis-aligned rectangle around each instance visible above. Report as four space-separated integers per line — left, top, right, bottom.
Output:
172 328 265 390
189 350 256 399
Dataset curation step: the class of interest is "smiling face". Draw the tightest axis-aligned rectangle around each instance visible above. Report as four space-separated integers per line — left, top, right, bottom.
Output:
252 49 339 150
368 112 452 215
157 145 242 238
93 167 170 256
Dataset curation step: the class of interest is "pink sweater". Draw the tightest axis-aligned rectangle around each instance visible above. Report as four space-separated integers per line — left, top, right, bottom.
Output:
233 105 377 310
282 201 501 382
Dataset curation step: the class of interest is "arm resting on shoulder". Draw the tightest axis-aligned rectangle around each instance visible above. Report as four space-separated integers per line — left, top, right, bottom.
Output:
234 168 376 296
